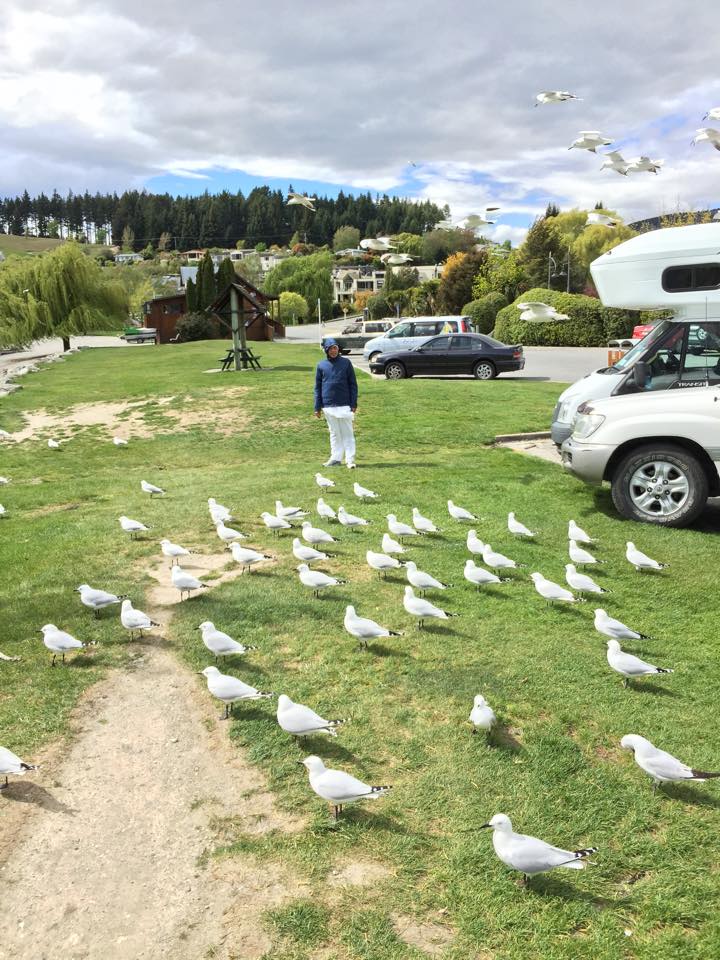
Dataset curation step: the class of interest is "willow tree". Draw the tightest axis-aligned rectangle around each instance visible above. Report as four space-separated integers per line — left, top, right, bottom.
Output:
0 243 127 351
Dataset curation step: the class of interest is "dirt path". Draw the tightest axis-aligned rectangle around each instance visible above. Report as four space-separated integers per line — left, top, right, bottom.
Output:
0 577 303 960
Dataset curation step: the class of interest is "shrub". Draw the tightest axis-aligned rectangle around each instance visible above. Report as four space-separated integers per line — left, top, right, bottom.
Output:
494 288 639 346
462 293 508 334
367 293 389 320
175 312 217 342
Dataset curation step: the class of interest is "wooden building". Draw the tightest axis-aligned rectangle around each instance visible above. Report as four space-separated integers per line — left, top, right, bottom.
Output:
142 293 187 343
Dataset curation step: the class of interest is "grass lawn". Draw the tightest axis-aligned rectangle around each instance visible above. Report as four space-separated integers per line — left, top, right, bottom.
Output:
0 235 66 257
1 341 719 959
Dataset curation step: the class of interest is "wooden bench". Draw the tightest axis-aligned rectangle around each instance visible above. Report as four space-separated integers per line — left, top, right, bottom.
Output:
218 347 263 371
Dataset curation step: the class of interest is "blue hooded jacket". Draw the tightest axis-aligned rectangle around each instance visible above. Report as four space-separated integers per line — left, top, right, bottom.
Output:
314 338 358 411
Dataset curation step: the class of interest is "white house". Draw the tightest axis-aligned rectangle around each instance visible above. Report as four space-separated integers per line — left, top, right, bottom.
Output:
332 267 386 304
115 252 143 264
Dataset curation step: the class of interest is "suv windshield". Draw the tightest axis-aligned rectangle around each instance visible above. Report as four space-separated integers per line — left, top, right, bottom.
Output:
613 320 672 371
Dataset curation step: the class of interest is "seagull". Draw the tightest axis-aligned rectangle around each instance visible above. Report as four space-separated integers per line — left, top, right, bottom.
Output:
292 537 329 564
353 481 378 499
140 479 165 497
464 559 510 589
692 127 720 151
467 529 485 555
287 192 316 211
275 500 308 520
360 237 394 252
171 564 208 600
586 212 620 228
703 107 720 121
120 599 159 640
594 608 656 642
199 666 274 719
76 584 126 617
403 586 457 629
0 430 13 440
317 497 336 521
621 735 720 792
606 640 673 687
625 155 663 174
412 507 439 533
405 560 449 595
568 519 595 544
338 505 370 530
599 150 629 176
300 755 391 819
218 519 249 543
531 572 584 604
160 538 190 565
41 624 86 666
569 540 601 566
0 504 5 518
315 472 335 489
482 544 522 570
626 542 667 572
448 500 476 521
0 477 10 484
302 520 339 545
119 515 149 538
517 302 569 322
535 91 582 106
565 564 608 596
260 512 290 536
0 747 38 790
469 695 496 735
481 814 597 885
208 498 232 523
47 439 61 449
386 513 418 540
714 210 720 222
366 550 405 578
381 532 406 555
277 695 346 740
112 437 128 447
344 605 402 649
230 542 273 573
297 563 346 597
380 252 414 265
199 621 256 661
569 131 613 153
508 512 536 538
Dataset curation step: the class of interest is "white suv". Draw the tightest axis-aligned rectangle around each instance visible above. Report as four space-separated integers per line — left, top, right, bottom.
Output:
562 383 720 527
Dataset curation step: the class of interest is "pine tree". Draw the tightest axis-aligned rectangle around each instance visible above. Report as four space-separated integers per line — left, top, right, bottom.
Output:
185 277 198 312
196 251 216 310
215 257 236 295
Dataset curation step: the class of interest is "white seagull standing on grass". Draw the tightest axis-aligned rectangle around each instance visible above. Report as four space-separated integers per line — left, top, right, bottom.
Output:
76 584 126 617
41 624 87 666
200 666 274 719
467 529 485 555
230 543 273 573
366 550 404 578
259 513 290 536
338 505 370 529
448 500 477 521
481 814 597 885
208 498 232 523
469 695 496 736
464 559 510 589
300 755 391 819
530 572 584 605
568 519 596 544
569 540 601 566
297 563 346 597
353 482 378 499
171 565 208 600
277 695 346 740
160 539 190 565
626 542 667 572
565 565 608 596
199 621 255 661
594 608 656 642
302 521 339 545
403 586 457 629
216 519 248 543
508 512 536 538
412 507 439 533
315 472 335 489
405 560 449 595
344 605 402 649
621 735 720 792
140 479 165 497
47 439 61 449
386 514 417 540
120 599 159 640
119 515 149 538
275 500 307 520
112 437 128 447
292 537 329 564
0 747 38 790
317 497 336 521
382 532 406 555
606 640 673 687
482 544 523 571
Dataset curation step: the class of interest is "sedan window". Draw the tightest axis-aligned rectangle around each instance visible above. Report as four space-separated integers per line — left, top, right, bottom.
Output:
423 336 452 351
450 336 475 350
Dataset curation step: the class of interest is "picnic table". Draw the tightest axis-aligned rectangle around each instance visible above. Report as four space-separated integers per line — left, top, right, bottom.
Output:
218 346 263 371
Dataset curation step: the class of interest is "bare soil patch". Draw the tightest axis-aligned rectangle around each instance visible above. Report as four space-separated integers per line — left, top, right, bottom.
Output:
145 552 250 607
391 913 456 956
328 858 393 888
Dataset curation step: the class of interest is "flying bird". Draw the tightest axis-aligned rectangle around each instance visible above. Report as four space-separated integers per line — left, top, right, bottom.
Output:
625 156 663 174
703 107 720 121
517 302 569 322
586 212 620 228
287 192 316 211
599 150 629 176
569 131 613 153
535 91 582 106
692 128 720 151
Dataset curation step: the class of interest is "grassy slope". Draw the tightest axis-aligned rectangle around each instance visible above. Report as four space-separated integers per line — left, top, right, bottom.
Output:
1 343 719 960
0 235 65 256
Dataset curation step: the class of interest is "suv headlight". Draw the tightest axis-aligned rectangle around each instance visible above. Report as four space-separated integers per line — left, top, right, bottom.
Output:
557 400 573 423
572 412 606 440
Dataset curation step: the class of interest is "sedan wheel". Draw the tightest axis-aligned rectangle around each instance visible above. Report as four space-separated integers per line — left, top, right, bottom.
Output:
473 360 496 380
385 361 406 380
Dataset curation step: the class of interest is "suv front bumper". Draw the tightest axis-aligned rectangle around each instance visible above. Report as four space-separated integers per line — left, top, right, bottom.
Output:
561 437 615 486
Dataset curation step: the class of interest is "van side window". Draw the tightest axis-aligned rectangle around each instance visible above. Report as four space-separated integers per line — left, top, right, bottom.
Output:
662 263 720 292
388 322 412 337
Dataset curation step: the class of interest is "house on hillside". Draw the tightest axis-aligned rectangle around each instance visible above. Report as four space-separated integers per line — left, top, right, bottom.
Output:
332 267 385 304
115 252 143 264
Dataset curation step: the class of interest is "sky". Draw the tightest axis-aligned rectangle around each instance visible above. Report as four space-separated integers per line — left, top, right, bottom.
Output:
1 0 719 245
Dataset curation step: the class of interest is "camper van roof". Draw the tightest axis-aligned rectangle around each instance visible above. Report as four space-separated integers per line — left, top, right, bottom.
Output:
597 223 720 264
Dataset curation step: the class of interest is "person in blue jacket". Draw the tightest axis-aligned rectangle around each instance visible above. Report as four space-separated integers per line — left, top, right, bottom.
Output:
314 337 358 468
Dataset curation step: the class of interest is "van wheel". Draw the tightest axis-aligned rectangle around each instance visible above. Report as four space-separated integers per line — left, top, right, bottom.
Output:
368 352 381 363
610 444 708 527
385 361 406 380
473 360 496 380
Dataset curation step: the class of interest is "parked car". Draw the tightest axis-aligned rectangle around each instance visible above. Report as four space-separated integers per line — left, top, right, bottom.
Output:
333 319 394 353
561 381 720 527
363 316 474 362
121 327 157 344
368 333 524 380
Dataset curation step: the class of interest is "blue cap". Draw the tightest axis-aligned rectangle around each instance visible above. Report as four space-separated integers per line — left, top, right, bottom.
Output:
322 337 338 353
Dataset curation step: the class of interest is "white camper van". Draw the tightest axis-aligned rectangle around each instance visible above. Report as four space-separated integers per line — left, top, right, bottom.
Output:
551 224 720 444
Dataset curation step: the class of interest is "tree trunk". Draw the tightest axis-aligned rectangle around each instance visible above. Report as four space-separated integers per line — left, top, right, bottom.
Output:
62 337 71 352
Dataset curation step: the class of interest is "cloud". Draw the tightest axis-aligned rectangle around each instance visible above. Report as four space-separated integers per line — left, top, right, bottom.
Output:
1 0 719 237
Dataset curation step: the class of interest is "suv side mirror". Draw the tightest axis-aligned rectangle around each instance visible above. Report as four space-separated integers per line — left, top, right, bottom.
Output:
633 361 650 389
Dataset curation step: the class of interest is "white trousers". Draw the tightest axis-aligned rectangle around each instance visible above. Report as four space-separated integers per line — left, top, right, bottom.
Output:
324 408 356 464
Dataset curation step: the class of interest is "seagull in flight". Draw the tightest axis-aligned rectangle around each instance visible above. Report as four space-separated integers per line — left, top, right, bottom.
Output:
517 302 569 322
287 192 316 211
569 131 613 153
692 127 720 151
599 150 629 176
535 91 582 106
586 212 621 228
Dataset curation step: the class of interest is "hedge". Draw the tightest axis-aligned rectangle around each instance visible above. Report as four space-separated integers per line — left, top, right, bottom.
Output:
462 293 508 334
493 288 637 346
